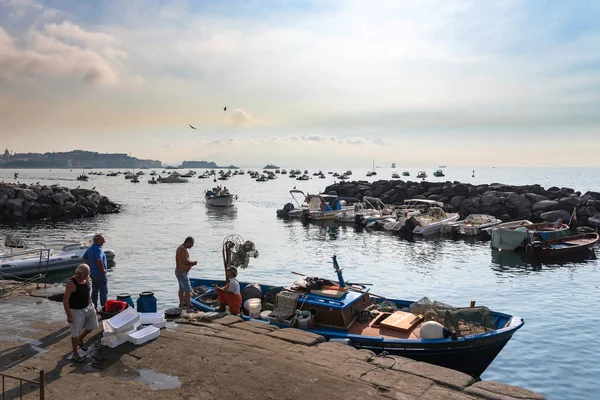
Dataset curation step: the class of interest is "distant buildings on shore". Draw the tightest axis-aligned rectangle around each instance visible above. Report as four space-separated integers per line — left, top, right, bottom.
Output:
0 149 161 169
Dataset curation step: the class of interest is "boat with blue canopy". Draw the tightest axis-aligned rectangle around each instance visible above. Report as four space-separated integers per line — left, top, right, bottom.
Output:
190 255 524 377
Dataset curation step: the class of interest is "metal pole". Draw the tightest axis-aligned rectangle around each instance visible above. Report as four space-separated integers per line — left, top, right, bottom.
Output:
19 380 22 399
2 375 5 400
39 370 44 400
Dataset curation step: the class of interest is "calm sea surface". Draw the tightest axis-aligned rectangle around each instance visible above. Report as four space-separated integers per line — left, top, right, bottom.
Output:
2 166 599 399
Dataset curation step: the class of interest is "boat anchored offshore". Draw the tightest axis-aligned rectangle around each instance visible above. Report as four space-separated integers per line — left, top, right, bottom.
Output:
205 187 237 207
190 255 524 377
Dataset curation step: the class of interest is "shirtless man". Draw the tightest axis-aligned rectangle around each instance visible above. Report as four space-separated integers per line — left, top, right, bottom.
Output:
175 237 197 310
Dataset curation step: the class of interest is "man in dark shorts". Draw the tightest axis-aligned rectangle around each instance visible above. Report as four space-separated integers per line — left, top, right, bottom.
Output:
175 236 197 310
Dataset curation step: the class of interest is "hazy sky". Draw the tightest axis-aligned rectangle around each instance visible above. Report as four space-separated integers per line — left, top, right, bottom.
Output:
1 0 598 167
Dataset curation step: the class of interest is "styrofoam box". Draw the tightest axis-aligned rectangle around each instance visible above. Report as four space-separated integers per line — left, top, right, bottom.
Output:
139 312 165 325
103 320 140 338
150 320 167 329
128 325 160 345
107 307 141 333
101 333 130 348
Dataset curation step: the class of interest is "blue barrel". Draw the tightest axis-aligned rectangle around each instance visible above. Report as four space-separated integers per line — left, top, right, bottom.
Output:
136 291 157 313
116 293 135 309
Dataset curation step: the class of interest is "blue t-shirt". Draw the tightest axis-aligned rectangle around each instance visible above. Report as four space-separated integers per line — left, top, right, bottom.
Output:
84 244 107 276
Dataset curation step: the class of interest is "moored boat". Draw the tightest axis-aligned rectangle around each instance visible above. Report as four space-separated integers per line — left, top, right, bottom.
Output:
527 232 599 260
490 222 569 251
442 214 502 236
190 256 524 377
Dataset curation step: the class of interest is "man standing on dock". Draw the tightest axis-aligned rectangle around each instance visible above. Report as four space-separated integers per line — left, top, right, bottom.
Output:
82 234 108 312
176 236 197 310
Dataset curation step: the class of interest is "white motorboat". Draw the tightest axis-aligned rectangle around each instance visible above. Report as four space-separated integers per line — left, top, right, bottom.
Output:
335 202 380 224
283 190 356 221
1 234 116 278
158 172 188 183
489 221 569 251
412 208 459 235
441 214 503 236
417 171 427 179
204 188 237 207
382 199 439 232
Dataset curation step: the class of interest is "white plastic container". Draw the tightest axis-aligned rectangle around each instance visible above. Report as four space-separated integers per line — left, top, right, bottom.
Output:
103 319 140 338
107 307 140 333
247 298 262 318
128 325 160 345
151 320 167 329
297 315 312 329
139 312 165 325
101 333 130 348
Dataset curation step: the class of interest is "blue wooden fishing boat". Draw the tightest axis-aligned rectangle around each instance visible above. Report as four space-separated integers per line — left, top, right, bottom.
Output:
190 256 524 377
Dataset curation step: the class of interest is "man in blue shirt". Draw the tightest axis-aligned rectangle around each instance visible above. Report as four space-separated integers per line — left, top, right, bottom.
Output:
82 233 108 311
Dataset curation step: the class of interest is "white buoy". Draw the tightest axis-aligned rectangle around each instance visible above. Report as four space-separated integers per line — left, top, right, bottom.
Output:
420 321 445 339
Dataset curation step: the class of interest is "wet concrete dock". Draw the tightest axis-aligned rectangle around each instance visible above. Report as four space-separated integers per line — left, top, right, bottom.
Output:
0 284 546 399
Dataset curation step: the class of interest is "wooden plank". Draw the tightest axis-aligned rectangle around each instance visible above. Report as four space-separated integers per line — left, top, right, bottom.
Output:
310 289 346 298
380 311 423 332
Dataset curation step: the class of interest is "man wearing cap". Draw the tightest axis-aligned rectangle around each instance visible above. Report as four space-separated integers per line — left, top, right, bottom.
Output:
215 267 242 314
82 233 108 311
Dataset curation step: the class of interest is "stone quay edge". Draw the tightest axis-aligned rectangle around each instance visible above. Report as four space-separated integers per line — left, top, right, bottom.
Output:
0 284 546 399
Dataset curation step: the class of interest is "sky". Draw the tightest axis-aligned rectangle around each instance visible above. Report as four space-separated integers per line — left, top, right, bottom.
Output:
0 0 599 167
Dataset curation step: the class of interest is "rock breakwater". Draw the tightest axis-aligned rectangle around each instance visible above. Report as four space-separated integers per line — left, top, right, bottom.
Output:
0 183 120 221
325 180 600 229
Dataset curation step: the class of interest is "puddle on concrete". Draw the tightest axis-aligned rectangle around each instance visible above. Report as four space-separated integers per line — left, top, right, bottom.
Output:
137 369 182 390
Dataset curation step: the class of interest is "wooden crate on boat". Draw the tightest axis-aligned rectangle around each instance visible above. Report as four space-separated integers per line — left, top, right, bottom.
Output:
380 311 423 332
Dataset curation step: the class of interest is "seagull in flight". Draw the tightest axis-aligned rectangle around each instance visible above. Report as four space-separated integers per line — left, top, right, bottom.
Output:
189 124 197 130
223 106 227 111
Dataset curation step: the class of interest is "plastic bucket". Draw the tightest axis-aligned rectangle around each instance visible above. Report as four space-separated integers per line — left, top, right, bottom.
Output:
116 293 135 309
247 298 261 318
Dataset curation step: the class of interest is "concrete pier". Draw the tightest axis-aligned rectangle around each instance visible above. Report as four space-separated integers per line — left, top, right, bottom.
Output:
0 284 546 399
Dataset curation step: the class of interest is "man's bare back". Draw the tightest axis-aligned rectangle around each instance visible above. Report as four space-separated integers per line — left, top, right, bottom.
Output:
176 244 194 272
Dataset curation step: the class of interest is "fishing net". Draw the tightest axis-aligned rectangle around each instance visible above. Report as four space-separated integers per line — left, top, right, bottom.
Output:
407 297 496 337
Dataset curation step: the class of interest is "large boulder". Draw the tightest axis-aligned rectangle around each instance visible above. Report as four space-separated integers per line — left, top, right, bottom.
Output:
459 197 481 216
525 193 549 204
556 197 580 212
51 191 73 205
0 194 7 206
5 198 24 212
17 189 38 202
504 193 532 212
532 200 558 212
450 195 465 209
587 215 600 228
540 210 571 223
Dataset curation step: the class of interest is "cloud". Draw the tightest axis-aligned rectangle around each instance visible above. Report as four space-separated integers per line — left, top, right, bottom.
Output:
228 108 256 127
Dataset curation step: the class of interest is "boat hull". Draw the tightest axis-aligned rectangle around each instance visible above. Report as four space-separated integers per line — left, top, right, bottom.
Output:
189 278 523 377
205 195 236 207
1 249 116 278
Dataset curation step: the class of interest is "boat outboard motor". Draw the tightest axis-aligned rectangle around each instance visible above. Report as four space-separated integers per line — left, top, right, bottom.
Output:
529 240 542 258
277 202 294 218
400 216 418 234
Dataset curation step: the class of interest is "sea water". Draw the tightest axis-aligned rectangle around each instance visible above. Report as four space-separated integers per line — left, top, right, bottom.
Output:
1 166 599 399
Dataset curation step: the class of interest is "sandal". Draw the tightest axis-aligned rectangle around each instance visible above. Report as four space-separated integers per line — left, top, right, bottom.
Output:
71 355 85 363
78 342 88 351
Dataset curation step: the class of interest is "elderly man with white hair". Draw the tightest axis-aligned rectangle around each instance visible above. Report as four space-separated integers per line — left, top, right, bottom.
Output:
82 233 108 311
63 264 98 362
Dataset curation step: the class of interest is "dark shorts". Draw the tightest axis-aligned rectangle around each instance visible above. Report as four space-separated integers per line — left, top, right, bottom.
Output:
175 270 191 292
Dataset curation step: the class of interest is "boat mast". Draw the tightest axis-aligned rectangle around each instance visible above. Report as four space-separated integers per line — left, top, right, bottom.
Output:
332 255 346 287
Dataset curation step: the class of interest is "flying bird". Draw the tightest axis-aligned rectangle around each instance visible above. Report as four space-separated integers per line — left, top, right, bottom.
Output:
92 186 96 190
189 124 197 130
223 106 227 111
